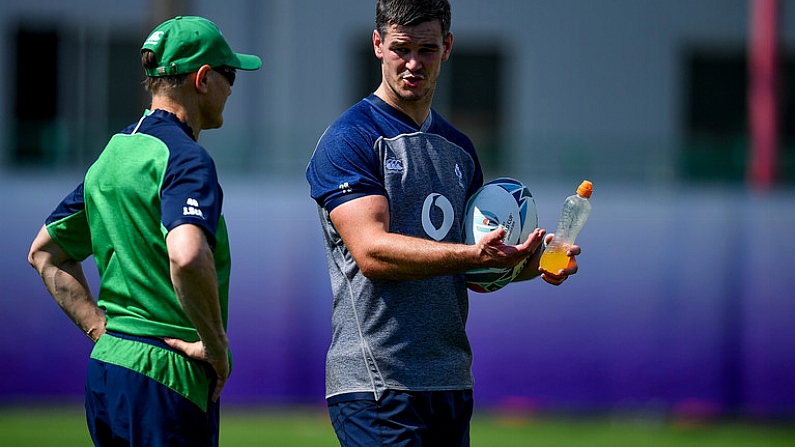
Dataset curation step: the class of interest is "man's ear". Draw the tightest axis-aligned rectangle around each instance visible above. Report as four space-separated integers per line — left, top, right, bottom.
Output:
373 30 384 60
195 65 213 93
441 32 453 61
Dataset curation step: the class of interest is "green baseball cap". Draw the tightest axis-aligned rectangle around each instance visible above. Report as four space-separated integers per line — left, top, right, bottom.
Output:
141 16 262 77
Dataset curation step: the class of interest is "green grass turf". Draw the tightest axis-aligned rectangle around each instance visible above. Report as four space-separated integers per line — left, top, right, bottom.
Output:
1 405 793 446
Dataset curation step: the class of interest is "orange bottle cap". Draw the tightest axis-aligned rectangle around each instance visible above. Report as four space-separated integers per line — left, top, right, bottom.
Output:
577 180 593 198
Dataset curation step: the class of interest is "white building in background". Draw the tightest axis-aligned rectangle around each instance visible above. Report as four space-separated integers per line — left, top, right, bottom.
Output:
1 0 793 183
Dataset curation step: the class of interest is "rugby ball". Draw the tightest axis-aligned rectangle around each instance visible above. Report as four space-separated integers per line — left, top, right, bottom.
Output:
462 178 537 293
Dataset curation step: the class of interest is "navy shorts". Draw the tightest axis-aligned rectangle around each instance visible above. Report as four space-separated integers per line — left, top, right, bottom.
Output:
328 390 474 447
85 333 220 447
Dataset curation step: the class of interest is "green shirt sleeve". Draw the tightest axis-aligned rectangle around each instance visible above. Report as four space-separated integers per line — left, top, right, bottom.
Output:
46 208 92 261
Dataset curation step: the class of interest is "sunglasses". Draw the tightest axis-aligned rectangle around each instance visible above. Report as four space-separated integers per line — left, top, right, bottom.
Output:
212 66 236 86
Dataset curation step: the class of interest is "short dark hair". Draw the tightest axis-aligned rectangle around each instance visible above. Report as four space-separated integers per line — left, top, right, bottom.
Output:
141 50 189 92
375 0 451 37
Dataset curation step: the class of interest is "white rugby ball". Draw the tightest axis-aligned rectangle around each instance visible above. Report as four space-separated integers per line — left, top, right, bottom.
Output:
462 178 538 293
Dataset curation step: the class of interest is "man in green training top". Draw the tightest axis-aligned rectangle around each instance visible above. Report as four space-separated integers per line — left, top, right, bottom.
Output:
27 16 261 447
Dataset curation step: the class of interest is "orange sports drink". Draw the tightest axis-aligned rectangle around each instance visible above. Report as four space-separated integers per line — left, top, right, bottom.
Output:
539 250 572 275
539 180 592 275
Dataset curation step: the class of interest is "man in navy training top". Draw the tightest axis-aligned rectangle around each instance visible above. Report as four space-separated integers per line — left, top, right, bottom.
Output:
306 1 581 446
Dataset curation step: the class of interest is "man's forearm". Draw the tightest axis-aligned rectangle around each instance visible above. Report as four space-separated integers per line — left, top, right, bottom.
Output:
170 255 228 358
42 260 106 341
29 225 105 342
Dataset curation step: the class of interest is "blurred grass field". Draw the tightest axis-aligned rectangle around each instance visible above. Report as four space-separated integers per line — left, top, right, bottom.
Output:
1 404 794 446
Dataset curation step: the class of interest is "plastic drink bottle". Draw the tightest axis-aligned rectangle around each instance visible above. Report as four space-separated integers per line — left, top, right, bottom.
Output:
539 180 593 274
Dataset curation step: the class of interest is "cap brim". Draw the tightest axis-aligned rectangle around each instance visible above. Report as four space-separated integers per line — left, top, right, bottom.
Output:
228 53 262 71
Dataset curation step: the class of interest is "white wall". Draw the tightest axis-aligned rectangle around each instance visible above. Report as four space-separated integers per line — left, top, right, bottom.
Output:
4 1 793 181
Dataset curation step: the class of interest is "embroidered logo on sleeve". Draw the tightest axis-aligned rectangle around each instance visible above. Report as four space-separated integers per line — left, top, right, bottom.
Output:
183 198 205 219
385 158 404 172
455 163 465 189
